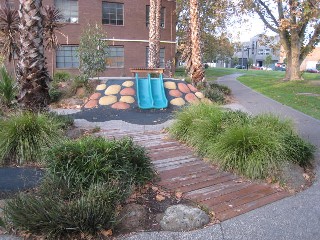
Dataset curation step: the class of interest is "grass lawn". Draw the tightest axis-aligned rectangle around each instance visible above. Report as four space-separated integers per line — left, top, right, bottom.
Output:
175 67 320 120
236 70 320 120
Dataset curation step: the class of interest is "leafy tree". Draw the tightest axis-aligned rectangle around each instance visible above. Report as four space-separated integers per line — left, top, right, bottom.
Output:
148 0 162 68
78 23 108 79
264 55 273 68
242 0 320 80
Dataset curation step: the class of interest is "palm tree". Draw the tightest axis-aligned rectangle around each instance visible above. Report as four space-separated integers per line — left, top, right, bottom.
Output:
0 1 19 70
17 0 50 111
148 0 162 68
189 0 205 86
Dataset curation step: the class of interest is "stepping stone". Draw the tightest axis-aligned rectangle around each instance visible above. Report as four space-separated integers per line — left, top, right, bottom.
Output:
188 84 198 92
164 81 177 90
111 102 130 110
120 87 135 96
120 96 135 104
185 93 199 103
105 85 121 95
99 95 117 105
195 92 204 99
96 84 106 91
170 97 186 106
201 98 212 104
84 99 98 108
178 83 190 94
122 81 134 87
169 90 183 98
89 92 101 100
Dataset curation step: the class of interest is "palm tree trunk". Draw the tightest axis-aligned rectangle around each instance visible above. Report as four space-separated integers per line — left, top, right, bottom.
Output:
148 0 161 68
189 0 205 86
17 0 50 111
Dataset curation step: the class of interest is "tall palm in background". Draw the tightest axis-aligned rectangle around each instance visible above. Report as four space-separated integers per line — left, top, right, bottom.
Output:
189 0 205 86
148 0 162 68
17 0 50 110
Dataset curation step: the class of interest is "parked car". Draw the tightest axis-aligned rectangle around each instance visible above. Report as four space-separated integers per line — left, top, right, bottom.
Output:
305 69 320 73
235 65 246 69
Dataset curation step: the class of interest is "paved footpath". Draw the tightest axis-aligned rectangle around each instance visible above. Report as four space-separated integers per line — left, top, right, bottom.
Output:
1 74 320 240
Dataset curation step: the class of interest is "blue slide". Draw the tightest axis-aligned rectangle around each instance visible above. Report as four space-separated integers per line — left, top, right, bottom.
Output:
136 73 168 109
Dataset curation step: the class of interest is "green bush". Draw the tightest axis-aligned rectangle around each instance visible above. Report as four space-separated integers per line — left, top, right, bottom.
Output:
46 136 154 191
0 67 17 107
4 182 128 237
53 71 71 83
169 103 315 180
210 83 231 95
45 112 74 130
49 87 63 103
0 112 63 165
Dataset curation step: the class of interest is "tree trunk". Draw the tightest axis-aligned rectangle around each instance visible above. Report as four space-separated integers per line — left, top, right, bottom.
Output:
17 0 51 111
148 0 161 68
283 34 303 81
189 0 205 86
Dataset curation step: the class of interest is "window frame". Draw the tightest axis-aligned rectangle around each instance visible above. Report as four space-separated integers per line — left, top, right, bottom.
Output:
56 45 79 69
106 46 125 68
146 47 165 68
146 5 165 28
102 1 124 26
54 0 79 24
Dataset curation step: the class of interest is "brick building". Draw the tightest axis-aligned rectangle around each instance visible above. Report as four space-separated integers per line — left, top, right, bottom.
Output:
4 0 177 77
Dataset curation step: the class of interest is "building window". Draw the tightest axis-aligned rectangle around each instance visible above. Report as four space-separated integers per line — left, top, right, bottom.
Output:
258 49 264 55
265 49 271 55
146 47 165 68
106 46 124 68
56 45 79 68
146 6 165 28
54 0 78 23
102 2 124 25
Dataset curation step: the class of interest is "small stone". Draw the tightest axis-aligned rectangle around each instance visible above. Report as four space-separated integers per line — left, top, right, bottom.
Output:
169 89 183 97
185 93 199 103
117 204 147 232
120 87 135 96
170 98 185 106
122 81 134 87
178 83 191 93
96 83 107 91
160 204 210 231
164 81 177 90
105 85 121 95
111 102 130 110
76 87 86 96
89 92 101 100
99 95 117 105
188 84 198 92
119 96 135 103
195 92 205 99
84 99 98 108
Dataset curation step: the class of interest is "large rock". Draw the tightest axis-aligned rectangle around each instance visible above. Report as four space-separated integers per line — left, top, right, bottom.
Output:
117 204 147 232
160 204 210 231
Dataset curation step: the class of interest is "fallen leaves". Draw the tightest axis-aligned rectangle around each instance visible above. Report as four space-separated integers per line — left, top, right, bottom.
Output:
156 194 166 202
100 229 113 237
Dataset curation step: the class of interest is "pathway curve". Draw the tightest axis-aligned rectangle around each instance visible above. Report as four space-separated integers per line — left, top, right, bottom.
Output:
97 128 290 222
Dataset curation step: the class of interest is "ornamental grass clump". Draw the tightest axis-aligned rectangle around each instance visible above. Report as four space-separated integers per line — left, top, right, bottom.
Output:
169 103 315 180
4 136 154 237
0 111 63 165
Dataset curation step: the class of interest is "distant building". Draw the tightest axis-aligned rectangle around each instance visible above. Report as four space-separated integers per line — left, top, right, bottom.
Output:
233 35 280 68
3 0 177 77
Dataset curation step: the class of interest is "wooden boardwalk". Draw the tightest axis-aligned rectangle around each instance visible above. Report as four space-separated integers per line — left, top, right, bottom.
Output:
99 129 291 222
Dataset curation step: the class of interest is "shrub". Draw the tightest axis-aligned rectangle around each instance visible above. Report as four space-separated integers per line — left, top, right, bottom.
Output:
49 87 63 103
203 87 225 104
0 67 17 107
0 112 63 165
46 136 154 191
4 182 128 237
210 83 231 95
45 112 74 130
53 71 71 83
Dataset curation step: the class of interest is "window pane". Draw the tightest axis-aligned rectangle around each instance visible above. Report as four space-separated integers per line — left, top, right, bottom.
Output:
106 46 124 68
56 45 79 68
54 0 78 23
102 2 124 25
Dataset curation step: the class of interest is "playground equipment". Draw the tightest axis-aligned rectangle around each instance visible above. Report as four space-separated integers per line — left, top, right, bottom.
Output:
135 73 168 109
